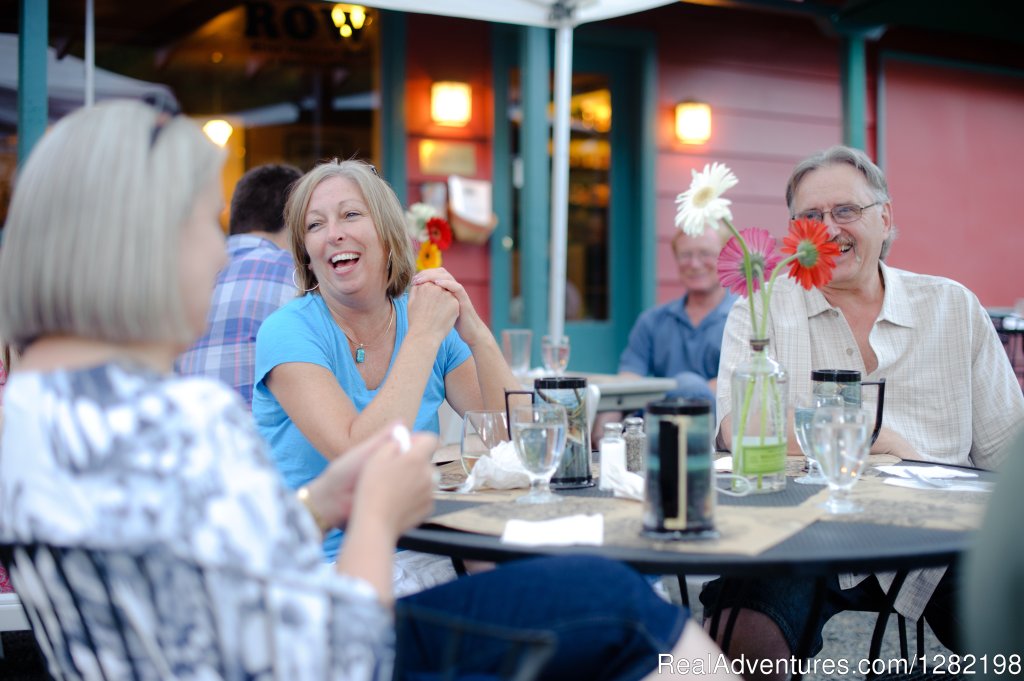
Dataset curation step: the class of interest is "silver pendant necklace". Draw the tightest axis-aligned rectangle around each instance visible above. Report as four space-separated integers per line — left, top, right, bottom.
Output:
338 301 395 364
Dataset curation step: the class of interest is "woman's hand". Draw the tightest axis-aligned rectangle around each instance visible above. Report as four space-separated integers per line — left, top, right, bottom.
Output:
407 272 460 344
307 426 392 530
349 428 437 540
334 425 437 604
412 268 490 347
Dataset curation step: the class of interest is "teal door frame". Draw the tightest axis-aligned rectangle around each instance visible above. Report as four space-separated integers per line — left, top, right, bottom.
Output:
379 10 407 205
378 18 657 371
16 0 49 167
490 24 657 372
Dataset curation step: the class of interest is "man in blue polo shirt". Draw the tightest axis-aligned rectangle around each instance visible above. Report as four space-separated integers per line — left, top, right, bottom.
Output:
619 227 735 402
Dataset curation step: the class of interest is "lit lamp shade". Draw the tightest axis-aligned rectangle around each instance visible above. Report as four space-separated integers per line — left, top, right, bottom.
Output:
675 101 711 144
431 81 472 127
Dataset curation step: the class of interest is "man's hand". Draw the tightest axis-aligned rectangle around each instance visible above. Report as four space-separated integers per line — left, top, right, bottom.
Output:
871 427 922 461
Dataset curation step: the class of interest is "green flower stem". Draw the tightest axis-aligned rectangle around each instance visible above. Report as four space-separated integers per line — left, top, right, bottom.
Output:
757 253 799 341
721 218 758 337
720 221 795 490
736 362 756 486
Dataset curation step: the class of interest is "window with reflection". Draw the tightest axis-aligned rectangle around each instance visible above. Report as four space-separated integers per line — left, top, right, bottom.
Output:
0 1 380 227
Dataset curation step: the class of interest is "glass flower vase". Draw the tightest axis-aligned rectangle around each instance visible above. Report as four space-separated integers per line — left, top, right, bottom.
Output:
731 338 788 493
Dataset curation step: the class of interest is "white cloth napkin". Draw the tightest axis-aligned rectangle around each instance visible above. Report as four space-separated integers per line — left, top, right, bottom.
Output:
876 464 977 479
601 460 645 501
877 465 990 492
501 514 604 546
714 455 733 472
461 440 530 491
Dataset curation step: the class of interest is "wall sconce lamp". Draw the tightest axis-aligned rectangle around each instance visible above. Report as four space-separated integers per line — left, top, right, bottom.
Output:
675 101 711 144
431 81 472 127
202 119 234 147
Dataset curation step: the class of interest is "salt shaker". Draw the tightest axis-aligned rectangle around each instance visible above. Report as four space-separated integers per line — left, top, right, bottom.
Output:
598 422 626 491
623 416 646 473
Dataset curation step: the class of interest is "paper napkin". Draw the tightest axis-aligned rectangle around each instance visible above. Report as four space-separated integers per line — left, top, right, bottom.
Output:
461 440 531 491
501 514 604 546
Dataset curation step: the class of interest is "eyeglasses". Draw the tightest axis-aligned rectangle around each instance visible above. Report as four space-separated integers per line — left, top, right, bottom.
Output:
794 202 880 225
143 92 182 148
326 157 380 177
676 250 718 263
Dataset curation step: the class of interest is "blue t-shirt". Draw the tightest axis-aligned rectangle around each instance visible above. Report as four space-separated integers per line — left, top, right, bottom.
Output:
618 293 736 397
253 293 471 560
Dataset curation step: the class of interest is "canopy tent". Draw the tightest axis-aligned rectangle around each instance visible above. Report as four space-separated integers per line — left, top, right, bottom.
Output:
360 0 676 340
0 33 173 131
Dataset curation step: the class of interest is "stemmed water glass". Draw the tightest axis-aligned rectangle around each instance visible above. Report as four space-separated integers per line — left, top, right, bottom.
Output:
510 403 567 504
811 406 872 514
460 410 509 476
792 393 843 485
541 335 571 376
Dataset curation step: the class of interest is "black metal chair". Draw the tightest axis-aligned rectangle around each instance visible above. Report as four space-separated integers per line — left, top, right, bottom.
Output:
989 310 1024 390
0 543 555 681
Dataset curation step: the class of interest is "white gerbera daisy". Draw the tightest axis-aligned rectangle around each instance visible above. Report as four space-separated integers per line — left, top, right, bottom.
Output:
405 202 437 242
674 162 739 235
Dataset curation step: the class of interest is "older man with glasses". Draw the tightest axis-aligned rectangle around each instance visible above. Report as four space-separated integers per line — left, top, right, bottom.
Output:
702 144 1024 680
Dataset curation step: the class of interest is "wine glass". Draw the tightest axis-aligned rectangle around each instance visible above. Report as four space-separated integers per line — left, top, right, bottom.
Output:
792 393 843 485
541 335 571 376
501 329 533 379
510 403 567 504
460 410 509 476
811 406 872 514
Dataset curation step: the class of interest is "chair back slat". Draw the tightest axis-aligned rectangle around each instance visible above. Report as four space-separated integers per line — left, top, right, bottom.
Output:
3 542 556 681
0 544 191 680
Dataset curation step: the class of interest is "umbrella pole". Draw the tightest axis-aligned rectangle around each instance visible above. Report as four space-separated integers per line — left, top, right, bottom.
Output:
547 21 572 342
85 0 95 107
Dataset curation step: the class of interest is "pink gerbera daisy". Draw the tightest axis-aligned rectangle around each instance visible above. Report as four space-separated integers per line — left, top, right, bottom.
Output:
717 227 782 296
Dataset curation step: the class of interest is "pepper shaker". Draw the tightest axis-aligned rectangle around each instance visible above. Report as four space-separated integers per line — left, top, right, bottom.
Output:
623 416 646 473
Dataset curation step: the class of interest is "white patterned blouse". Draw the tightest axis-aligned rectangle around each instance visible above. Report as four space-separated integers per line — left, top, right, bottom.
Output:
0 361 393 681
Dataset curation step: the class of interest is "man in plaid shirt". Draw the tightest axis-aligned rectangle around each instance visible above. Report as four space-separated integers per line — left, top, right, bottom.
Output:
177 164 301 408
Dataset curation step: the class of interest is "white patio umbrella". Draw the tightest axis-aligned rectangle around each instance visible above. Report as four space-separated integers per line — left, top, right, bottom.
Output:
360 0 675 340
0 33 174 129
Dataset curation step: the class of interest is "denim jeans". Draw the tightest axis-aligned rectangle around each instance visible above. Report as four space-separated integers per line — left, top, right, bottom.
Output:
395 555 688 681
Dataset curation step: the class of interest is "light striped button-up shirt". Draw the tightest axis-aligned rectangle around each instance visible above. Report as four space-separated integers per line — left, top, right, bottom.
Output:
716 263 1024 619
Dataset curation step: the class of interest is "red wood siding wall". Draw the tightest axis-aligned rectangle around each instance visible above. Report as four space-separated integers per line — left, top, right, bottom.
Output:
399 4 1024 315
622 4 849 304
882 58 1024 306
404 14 494 323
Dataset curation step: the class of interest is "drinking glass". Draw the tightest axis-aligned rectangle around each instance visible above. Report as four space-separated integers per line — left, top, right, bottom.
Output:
792 393 842 485
510 403 567 504
541 335 570 376
501 329 533 379
811 406 872 514
460 410 509 476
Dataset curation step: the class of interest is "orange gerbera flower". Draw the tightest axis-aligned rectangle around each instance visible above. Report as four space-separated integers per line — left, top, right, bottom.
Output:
416 241 442 271
781 218 840 290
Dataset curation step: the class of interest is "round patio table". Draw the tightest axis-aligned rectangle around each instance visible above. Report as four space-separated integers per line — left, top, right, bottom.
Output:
400 468 992 680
